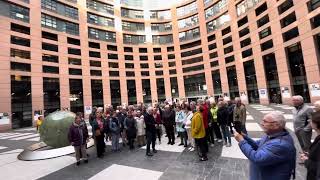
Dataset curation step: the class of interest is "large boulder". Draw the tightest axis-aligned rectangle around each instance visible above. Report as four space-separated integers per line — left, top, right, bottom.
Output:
39 111 75 148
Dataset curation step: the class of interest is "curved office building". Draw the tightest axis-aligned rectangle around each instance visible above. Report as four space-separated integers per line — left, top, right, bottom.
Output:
0 0 320 129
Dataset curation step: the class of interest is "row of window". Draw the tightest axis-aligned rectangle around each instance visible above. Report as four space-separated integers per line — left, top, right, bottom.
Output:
41 0 78 20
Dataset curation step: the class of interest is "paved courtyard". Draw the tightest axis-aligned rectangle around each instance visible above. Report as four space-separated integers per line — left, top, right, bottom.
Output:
0 104 315 180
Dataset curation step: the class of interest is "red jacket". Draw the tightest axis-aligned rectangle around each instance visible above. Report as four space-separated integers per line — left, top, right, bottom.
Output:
202 104 209 129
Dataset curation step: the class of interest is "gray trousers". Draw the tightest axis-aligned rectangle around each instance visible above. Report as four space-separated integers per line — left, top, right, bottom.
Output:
112 133 120 151
74 145 87 162
295 129 312 152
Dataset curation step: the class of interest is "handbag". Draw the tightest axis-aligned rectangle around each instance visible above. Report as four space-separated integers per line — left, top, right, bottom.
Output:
95 129 101 136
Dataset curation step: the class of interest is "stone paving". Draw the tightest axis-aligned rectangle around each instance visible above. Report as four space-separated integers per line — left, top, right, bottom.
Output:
0 104 314 180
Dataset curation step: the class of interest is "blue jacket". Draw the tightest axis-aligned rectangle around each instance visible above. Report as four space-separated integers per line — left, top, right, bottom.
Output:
239 130 296 180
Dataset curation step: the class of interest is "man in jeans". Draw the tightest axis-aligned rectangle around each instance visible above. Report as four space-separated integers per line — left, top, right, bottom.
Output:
292 95 313 152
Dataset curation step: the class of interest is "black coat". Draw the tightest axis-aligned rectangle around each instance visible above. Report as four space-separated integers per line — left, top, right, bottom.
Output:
217 106 229 126
305 135 320 180
144 113 156 133
161 109 175 127
125 117 137 138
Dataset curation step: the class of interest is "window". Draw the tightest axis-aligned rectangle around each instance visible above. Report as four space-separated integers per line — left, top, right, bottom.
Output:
283 27 299 42
88 27 116 42
41 14 57 29
10 3 29 22
139 48 147 53
210 60 219 67
41 0 57 11
169 69 176 75
140 63 149 68
122 21 145 31
183 65 204 73
168 54 175 59
209 51 218 59
141 71 149 76
42 42 58 52
152 35 173 44
181 48 202 57
124 47 133 52
86 0 114 15
257 15 269 28
255 2 267 16
11 36 30 47
121 8 144 19
223 36 232 45
178 14 199 29
206 14 231 33
153 48 161 53
205 0 228 19
42 31 58 41
125 55 133 60
225 55 235 63
67 37 80 45
42 54 59 63
150 10 171 20
90 60 101 67
108 53 118 59
89 51 101 58
280 12 296 28
90 70 102 76
237 16 248 27
89 42 100 49
125 63 134 69
242 48 253 58
155 71 163 76
42 0 78 19
261 40 274 51
259 27 271 39
11 62 31 72
151 22 172 32
222 27 231 36
140 55 148 61
10 48 30 59
311 14 320 29
176 1 197 17
236 0 263 16
240 38 251 48
239 27 250 37
278 0 294 14
179 27 200 42
108 62 118 68
154 55 162 61
65 5 78 19
65 21 79 35
308 0 320 11
68 57 81 65
107 45 117 51
169 61 176 67
123 34 146 44
208 43 217 50
180 40 201 50
11 23 30 35
224 46 233 54
109 71 119 77
155 62 163 68
43 65 59 74
69 68 82 75
208 34 216 42
68 48 81 55
182 56 203 65
126 71 135 77
167 46 174 52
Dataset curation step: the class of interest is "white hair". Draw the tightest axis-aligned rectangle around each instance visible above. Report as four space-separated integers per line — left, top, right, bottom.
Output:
265 111 286 128
292 95 304 102
235 97 241 102
147 106 153 112
314 101 320 111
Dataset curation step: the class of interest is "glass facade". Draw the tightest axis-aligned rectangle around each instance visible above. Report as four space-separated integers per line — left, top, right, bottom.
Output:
206 13 230 33
86 0 114 16
43 77 60 115
122 21 145 31
157 78 166 103
212 70 222 95
236 0 263 16
142 79 152 104
11 75 32 129
184 73 207 97
127 80 137 105
69 79 84 113
121 8 144 19
151 22 172 32
91 79 104 107
110 80 121 107
243 60 259 103
87 13 114 28
123 34 146 44
41 0 78 20
177 1 197 17
150 10 171 20
227 65 239 99
88 27 116 42
170 77 179 98
10 3 29 22
205 0 228 19
178 14 199 29
179 27 200 42
152 35 173 44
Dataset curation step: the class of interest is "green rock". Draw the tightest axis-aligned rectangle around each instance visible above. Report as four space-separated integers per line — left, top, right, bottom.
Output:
39 111 75 148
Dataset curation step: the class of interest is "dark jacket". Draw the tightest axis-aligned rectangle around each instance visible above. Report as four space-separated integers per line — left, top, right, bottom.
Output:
68 122 89 146
124 116 137 138
161 109 176 127
92 118 107 136
305 135 320 180
109 117 121 134
117 112 127 130
144 112 156 133
239 130 296 180
217 106 229 125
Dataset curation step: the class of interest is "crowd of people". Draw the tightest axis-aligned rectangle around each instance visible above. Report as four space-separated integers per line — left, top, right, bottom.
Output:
66 95 320 180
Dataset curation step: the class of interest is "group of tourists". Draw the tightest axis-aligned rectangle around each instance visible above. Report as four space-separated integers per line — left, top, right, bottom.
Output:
66 95 320 180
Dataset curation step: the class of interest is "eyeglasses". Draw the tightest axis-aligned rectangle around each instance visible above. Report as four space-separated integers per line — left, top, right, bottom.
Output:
262 119 277 124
